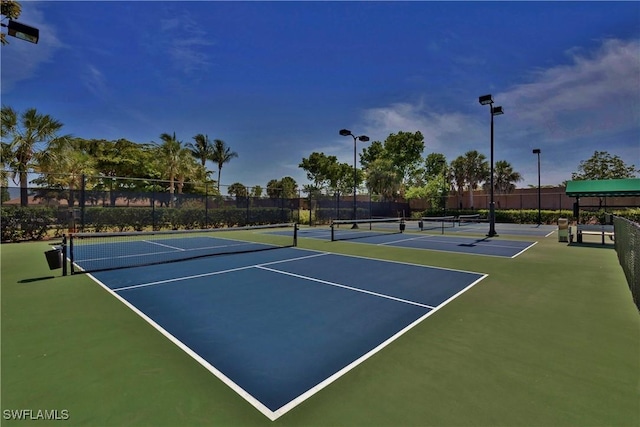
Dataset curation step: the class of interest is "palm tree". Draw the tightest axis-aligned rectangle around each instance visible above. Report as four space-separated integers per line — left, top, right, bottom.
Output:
1 106 65 206
211 139 238 191
450 156 466 198
155 132 183 206
462 150 489 208
33 136 96 206
492 160 523 194
176 148 206 194
187 133 214 168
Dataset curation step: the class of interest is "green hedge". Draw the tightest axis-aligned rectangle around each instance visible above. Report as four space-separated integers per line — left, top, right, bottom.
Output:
1 206 295 241
84 207 293 231
3 206 638 242
1 207 59 242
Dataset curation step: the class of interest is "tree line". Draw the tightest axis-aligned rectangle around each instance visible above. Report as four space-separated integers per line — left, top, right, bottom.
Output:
298 130 526 209
2 106 637 208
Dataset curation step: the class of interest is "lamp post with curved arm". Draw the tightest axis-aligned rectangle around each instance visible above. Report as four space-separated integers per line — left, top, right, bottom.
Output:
478 94 503 237
339 129 370 227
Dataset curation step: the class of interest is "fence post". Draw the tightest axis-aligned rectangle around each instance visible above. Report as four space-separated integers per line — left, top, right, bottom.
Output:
280 191 284 223
205 183 209 228
246 193 250 225
152 187 156 230
80 174 86 231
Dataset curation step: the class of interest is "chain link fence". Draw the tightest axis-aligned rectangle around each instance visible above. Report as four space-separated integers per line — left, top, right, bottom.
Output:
1 172 409 240
613 215 640 311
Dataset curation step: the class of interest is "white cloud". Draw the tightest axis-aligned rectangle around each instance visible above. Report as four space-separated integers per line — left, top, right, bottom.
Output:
83 65 107 99
500 38 640 141
159 12 215 75
0 3 64 94
356 38 640 186
360 101 482 156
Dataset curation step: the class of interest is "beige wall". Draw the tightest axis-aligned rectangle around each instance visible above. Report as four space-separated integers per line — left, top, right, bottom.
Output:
409 186 640 211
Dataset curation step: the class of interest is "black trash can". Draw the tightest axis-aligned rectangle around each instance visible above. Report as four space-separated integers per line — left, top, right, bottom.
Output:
45 249 62 270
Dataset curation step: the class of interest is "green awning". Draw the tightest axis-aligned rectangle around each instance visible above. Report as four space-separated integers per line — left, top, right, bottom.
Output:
566 178 640 197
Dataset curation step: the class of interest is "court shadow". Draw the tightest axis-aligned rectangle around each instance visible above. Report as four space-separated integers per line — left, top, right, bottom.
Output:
458 237 490 248
18 276 56 284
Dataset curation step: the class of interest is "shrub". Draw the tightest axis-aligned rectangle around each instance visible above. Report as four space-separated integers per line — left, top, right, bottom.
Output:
0 207 57 242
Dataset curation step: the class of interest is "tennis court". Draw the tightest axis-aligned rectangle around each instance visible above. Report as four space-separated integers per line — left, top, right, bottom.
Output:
321 216 556 237
4 220 639 426
296 223 537 258
71 230 486 420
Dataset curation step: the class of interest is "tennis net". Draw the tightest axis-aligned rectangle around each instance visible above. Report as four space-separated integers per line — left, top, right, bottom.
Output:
419 216 456 233
330 218 404 242
458 214 485 226
69 223 298 274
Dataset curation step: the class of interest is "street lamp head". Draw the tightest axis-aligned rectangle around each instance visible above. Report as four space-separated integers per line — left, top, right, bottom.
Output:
478 94 493 105
339 129 352 137
533 148 541 154
492 105 504 116
357 135 370 142
5 20 39 44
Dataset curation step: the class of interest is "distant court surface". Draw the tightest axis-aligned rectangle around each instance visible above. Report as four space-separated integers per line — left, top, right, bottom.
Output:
81 247 486 420
296 227 538 258
325 219 556 238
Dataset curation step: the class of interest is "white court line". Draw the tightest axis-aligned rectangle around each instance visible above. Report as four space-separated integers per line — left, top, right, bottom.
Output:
84 273 278 421
268 271 488 419
143 239 186 251
510 241 538 258
85 248 488 421
256 266 436 309
379 234 436 245
377 234 537 252
112 252 330 292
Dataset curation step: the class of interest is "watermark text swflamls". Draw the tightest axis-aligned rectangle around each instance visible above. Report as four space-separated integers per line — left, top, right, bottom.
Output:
3 409 70 421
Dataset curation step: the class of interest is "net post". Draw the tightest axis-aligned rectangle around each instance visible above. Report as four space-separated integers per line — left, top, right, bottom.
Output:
330 221 335 241
293 223 298 247
61 234 68 276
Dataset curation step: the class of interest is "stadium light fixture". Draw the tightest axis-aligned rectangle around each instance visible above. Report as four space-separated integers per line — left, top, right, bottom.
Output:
339 129 370 228
2 20 39 44
478 94 504 237
478 94 493 106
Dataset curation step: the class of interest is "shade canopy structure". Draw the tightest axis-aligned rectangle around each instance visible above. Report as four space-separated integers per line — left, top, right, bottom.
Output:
566 179 640 198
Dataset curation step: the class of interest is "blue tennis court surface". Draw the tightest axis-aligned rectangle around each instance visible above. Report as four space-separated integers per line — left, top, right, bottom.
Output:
82 247 486 420
296 228 537 258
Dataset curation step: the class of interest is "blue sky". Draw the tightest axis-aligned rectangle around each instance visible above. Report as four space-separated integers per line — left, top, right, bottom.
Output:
2 1 639 192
